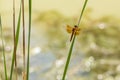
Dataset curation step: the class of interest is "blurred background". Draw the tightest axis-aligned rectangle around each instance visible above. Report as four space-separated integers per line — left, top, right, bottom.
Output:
0 0 120 80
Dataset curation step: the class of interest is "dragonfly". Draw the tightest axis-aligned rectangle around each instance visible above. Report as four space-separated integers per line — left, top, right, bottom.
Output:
66 25 81 42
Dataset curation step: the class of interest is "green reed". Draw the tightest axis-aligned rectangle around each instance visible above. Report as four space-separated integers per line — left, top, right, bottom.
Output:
26 0 32 79
62 0 88 80
0 14 8 80
10 5 21 80
13 0 18 79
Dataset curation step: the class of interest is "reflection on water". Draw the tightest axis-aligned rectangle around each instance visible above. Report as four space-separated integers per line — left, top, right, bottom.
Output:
30 52 56 80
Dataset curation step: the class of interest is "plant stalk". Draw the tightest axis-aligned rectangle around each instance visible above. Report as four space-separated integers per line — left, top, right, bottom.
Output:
26 0 32 79
13 0 18 79
0 14 8 80
62 35 76 80
62 0 88 80
21 0 26 79
10 5 21 80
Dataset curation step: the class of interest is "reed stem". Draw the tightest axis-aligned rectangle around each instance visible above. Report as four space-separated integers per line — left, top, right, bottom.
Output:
21 0 26 72
13 0 18 79
0 14 8 80
26 0 32 79
10 5 21 80
62 0 88 80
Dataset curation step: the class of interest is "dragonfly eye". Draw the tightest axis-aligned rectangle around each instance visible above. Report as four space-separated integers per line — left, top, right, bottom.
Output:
74 25 78 27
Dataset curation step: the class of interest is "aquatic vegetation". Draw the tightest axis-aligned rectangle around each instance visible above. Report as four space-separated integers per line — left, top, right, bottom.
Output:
62 0 88 80
26 0 32 79
10 3 21 80
0 14 8 80
0 0 120 80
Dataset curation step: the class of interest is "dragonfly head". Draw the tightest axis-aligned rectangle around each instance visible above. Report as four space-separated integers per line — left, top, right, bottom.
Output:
74 25 78 28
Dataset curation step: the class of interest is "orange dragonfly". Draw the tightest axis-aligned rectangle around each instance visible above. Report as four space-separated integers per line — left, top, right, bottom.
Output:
66 25 81 42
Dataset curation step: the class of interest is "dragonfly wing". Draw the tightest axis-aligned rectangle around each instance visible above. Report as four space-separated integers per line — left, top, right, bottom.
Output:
75 31 80 35
66 25 73 33
75 28 81 35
